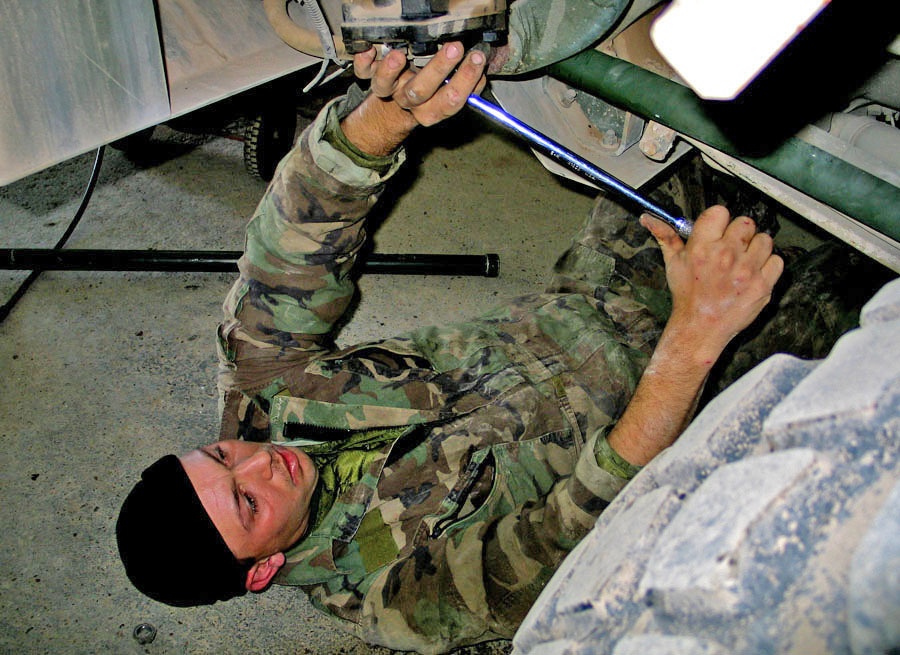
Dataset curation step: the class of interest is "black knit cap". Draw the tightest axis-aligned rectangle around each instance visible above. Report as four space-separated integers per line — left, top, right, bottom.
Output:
116 454 251 606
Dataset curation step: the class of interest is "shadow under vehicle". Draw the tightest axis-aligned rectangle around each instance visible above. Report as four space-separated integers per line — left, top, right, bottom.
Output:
3 0 896 270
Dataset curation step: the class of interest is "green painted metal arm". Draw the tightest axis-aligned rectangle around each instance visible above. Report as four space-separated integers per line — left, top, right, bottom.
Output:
550 49 900 241
494 0 629 75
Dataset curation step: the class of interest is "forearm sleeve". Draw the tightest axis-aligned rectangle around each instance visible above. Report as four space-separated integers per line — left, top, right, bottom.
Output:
217 86 406 395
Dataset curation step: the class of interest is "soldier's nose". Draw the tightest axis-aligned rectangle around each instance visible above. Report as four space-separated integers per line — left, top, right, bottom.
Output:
236 449 273 480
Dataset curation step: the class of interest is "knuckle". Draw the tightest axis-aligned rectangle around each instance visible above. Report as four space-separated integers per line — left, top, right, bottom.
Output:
444 87 463 107
756 232 774 248
719 251 737 270
734 262 754 282
416 109 439 127
390 88 410 105
353 63 373 79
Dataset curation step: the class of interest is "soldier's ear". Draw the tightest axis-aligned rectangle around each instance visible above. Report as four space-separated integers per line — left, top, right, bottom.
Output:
245 552 285 592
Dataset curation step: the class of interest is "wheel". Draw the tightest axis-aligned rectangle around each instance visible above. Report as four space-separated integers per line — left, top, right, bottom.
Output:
243 105 298 181
512 278 900 655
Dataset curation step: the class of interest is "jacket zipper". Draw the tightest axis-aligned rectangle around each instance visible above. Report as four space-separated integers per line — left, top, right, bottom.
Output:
431 450 494 538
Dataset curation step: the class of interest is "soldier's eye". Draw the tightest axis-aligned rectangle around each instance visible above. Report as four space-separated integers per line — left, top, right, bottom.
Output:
243 491 258 514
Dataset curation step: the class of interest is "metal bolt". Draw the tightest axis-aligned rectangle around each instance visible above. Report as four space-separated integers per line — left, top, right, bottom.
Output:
560 88 578 108
602 129 620 148
133 623 157 645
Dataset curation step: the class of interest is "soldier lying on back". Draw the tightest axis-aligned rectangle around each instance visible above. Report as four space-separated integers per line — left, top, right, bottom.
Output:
117 43 788 653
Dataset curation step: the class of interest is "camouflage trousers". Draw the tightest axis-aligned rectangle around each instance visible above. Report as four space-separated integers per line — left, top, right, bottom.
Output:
547 185 895 405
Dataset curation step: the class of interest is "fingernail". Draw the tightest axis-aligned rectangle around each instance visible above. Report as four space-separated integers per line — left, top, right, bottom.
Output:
445 44 460 59
471 50 485 65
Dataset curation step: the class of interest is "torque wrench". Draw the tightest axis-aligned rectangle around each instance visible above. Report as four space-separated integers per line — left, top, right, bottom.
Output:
466 93 694 239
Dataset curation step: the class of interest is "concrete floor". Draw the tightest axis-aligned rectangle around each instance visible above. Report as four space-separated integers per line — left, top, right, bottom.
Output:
4 81 893 653
0 98 598 654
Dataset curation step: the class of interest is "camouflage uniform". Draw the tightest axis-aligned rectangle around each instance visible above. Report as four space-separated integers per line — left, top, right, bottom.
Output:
213 87 776 653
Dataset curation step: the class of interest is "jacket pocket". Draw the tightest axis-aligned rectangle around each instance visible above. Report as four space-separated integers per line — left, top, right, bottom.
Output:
429 448 496 538
427 429 577 539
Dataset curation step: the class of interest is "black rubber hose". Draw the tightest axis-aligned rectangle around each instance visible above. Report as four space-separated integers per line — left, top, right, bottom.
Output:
0 146 105 323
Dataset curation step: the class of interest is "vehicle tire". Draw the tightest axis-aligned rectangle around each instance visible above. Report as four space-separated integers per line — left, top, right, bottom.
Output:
243 106 298 181
512 278 900 655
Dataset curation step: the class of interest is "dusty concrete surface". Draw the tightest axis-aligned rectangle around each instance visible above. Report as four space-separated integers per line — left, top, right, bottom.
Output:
3 79 890 653
0 96 596 655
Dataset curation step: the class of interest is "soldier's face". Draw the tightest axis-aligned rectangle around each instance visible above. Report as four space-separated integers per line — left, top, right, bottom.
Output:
180 440 318 561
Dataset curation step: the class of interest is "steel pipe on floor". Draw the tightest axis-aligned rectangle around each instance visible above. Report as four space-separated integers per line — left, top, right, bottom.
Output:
0 249 500 277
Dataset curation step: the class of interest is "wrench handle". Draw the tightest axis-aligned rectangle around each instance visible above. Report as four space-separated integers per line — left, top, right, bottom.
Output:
466 93 694 239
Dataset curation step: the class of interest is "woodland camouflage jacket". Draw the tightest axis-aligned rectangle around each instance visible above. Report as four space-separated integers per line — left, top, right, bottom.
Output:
215 89 652 654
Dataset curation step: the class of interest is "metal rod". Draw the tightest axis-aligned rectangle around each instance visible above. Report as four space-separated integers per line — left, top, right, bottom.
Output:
0 249 500 277
466 93 694 239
